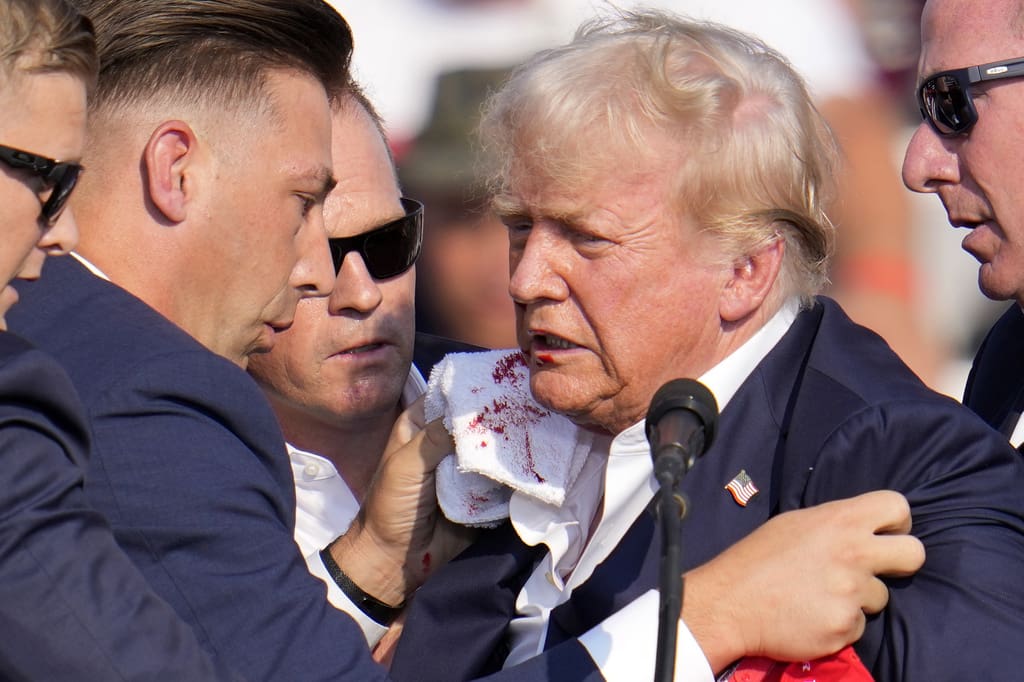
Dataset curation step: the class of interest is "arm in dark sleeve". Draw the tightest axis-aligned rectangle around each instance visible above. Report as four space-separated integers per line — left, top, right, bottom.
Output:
0 336 240 681
804 399 1024 681
83 350 389 681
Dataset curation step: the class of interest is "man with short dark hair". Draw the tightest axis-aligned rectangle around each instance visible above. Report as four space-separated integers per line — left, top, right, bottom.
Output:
0 1 236 678
9 2 459 679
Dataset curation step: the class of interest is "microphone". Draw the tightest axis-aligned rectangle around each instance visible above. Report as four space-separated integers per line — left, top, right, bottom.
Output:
645 378 718 682
645 378 718 490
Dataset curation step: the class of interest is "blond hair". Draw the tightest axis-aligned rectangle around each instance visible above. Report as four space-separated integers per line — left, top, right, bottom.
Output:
482 9 838 302
0 0 97 89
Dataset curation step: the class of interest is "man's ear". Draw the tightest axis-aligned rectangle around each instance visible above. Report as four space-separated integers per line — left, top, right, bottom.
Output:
719 236 785 322
143 120 197 224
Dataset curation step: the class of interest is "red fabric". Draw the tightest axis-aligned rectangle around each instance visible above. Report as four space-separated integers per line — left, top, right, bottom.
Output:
728 646 874 682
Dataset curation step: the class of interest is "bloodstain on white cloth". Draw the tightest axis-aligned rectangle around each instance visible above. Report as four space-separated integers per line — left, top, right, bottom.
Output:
426 349 591 526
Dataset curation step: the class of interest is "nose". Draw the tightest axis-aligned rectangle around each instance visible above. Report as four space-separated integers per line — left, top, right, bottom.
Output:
327 252 384 314
902 119 959 194
508 224 569 305
38 205 80 257
291 209 336 300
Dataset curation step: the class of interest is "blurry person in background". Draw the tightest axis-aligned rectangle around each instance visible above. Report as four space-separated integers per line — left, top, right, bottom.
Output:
399 67 518 349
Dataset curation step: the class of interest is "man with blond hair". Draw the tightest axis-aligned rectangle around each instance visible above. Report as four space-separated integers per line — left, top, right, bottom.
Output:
391 10 1024 681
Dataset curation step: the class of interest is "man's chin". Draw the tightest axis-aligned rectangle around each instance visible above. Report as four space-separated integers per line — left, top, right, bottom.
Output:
977 264 1021 303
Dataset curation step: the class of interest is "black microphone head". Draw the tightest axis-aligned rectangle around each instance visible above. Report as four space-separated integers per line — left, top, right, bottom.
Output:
645 378 718 454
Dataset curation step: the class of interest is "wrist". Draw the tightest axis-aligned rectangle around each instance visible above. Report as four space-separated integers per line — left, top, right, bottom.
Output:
681 565 746 675
329 522 410 609
320 543 405 625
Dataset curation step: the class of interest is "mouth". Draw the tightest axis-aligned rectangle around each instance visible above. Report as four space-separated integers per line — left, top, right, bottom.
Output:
533 333 579 350
527 330 582 364
338 341 385 355
949 216 984 230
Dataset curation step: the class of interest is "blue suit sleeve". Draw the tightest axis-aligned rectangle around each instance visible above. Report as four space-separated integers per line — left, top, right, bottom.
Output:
804 398 1024 681
0 338 240 681
82 350 389 681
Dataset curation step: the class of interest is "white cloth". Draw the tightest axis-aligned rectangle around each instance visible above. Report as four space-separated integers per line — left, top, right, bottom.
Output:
294 366 427 646
426 349 591 526
505 299 800 681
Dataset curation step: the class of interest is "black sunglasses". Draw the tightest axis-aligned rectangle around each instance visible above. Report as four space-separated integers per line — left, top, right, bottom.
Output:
329 197 423 280
0 143 84 225
918 56 1024 136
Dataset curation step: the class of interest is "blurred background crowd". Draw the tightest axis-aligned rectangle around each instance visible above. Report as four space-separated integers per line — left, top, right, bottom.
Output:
329 0 1003 398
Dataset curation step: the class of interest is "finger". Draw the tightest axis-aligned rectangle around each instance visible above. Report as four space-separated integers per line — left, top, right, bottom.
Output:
404 395 428 431
860 576 891 615
415 418 456 470
857 490 913 535
387 406 424 449
866 534 926 577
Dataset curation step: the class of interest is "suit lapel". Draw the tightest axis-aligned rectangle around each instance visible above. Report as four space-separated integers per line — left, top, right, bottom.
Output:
964 304 1024 433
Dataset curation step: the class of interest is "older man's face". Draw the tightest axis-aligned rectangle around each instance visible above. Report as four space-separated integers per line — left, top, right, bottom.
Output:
903 0 1024 305
501 154 730 435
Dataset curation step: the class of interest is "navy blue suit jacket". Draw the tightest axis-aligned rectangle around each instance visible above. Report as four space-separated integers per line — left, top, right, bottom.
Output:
390 297 1024 681
0 331 237 680
10 257 388 681
963 303 1024 436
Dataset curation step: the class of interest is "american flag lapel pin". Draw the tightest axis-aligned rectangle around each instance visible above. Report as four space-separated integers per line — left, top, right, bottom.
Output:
724 469 759 507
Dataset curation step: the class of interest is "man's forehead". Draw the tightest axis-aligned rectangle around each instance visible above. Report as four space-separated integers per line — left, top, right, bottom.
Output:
919 0 1024 76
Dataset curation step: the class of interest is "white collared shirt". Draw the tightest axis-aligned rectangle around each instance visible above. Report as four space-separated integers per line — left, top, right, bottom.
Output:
505 299 800 681
296 366 427 646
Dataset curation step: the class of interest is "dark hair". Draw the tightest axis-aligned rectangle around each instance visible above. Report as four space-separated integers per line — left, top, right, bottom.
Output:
68 0 353 114
1 0 97 88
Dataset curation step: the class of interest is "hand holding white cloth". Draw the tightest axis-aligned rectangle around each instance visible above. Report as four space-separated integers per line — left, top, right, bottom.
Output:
425 349 592 526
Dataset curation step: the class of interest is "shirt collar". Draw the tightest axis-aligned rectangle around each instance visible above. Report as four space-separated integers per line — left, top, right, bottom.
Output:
609 297 800 453
70 251 110 280
698 296 799 413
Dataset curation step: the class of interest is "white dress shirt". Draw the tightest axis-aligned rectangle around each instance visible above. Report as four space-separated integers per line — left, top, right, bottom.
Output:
504 299 799 682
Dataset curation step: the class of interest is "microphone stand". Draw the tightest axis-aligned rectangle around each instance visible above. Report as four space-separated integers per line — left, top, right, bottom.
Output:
653 446 689 682
645 379 718 682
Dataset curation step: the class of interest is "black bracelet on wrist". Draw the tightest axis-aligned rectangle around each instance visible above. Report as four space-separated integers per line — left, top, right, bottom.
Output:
319 545 405 626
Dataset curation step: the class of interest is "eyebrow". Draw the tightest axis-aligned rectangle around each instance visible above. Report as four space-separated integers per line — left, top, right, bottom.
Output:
293 165 337 202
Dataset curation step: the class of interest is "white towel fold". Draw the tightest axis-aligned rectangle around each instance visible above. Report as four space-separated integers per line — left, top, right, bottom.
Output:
426 349 592 527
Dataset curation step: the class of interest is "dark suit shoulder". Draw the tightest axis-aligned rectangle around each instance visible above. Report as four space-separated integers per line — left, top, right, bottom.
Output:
0 331 239 681
8 258 387 681
10 257 239 402
782 301 1024 681
806 297 938 404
